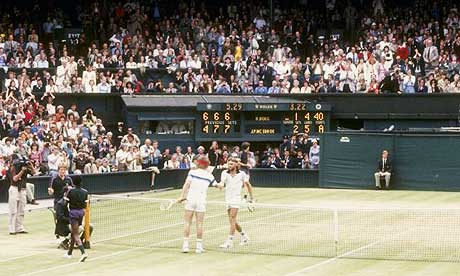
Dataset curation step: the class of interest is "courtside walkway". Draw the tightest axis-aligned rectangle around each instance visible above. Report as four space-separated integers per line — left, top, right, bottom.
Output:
0 199 54 215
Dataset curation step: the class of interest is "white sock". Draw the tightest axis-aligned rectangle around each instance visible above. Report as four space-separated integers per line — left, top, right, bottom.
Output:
183 237 189 245
228 235 234 241
240 232 245 237
196 238 203 245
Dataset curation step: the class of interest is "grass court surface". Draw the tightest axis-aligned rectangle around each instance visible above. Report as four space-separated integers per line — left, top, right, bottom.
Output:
2 187 460 276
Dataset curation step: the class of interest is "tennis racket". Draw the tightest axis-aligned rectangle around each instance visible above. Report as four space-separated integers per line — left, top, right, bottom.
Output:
243 195 255 212
159 199 176 211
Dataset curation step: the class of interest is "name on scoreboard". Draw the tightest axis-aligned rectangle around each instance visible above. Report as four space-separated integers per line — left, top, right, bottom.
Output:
196 102 330 140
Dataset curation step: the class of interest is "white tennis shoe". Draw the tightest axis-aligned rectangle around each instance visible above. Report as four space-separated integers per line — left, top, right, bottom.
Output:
240 235 250 246
182 242 190 253
79 253 88 262
195 243 205 253
63 253 72 259
219 240 234 249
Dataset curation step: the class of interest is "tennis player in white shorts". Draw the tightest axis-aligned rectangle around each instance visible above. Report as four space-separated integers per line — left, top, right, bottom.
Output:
217 157 254 249
177 155 217 254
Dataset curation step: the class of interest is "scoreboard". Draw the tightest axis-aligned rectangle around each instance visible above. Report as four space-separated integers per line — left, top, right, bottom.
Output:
196 102 331 141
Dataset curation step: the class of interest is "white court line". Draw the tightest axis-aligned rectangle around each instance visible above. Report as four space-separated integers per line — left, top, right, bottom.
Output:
19 208 298 276
3 191 212 264
0 251 56 263
284 229 413 276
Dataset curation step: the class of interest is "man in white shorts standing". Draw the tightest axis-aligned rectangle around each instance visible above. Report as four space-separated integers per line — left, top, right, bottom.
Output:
177 155 218 253
217 157 254 249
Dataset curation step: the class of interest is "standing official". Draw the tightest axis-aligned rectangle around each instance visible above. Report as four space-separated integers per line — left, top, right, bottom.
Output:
49 164 73 208
7 154 35 235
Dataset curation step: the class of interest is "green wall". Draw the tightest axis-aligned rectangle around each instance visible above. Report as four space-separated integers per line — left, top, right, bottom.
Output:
320 132 460 191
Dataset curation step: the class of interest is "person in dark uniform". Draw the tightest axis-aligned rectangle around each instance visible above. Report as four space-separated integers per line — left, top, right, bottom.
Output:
208 141 220 177
114 122 126 149
63 175 88 262
298 133 312 155
55 193 94 250
238 142 254 189
279 135 290 153
48 164 73 208
291 150 304 169
287 135 300 153
208 141 220 172
55 197 71 249
374 150 393 190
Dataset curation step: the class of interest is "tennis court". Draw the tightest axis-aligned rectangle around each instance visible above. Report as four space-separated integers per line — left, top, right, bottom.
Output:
2 187 460 276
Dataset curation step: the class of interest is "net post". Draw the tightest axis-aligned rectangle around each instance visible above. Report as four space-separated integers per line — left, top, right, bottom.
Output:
333 209 338 257
83 195 91 249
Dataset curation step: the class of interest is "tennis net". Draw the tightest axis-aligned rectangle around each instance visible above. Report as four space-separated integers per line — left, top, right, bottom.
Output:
89 194 460 262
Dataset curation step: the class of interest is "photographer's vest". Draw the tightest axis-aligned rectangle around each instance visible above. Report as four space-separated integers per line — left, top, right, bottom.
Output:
8 167 27 189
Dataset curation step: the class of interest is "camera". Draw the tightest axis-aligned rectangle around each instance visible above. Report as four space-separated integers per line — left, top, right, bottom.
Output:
12 156 33 172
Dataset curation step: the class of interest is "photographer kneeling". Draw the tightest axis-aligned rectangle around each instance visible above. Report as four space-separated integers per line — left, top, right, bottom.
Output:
7 154 36 235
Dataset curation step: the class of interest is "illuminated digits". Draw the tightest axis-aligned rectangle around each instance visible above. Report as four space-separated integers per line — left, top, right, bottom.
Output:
314 112 324 121
293 125 299 134
318 125 324 133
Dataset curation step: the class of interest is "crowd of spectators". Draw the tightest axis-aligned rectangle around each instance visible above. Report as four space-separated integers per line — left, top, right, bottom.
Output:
0 0 459 95
0 105 317 177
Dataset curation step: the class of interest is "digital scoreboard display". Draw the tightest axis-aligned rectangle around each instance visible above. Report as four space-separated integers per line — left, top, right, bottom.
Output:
196 102 331 141
200 111 240 135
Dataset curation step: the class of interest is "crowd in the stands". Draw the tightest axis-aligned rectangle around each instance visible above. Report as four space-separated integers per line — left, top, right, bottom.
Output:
0 102 318 176
0 0 459 95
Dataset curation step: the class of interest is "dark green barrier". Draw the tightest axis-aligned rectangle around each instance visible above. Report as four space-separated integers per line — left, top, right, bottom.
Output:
250 169 319 188
320 132 460 191
9 171 155 201
153 169 190 189
319 133 394 189
393 135 460 190
153 168 319 189
0 169 320 202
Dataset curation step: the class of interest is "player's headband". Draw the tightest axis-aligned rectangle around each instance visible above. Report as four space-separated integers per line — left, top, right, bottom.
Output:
196 158 210 166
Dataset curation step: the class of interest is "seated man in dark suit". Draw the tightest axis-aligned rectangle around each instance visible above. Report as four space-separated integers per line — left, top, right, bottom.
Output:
374 150 392 190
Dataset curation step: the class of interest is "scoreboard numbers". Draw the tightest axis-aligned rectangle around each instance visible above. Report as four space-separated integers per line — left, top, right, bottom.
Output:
318 125 325 133
225 103 243 111
197 103 330 140
293 125 299 134
287 111 325 135
200 111 239 135
289 103 306 111
314 112 324 121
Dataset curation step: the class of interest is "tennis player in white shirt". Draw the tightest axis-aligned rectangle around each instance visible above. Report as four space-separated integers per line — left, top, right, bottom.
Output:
217 157 254 249
177 155 218 253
